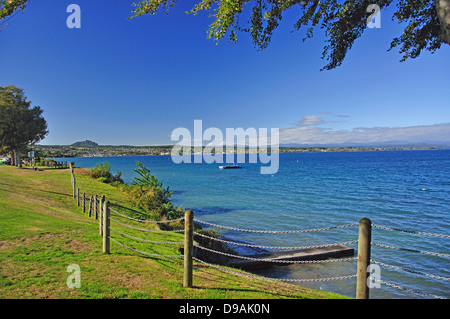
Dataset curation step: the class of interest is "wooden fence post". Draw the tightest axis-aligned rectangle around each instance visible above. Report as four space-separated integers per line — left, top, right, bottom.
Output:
89 196 93 217
77 188 80 207
72 176 76 199
94 195 98 220
69 162 76 198
103 200 110 254
99 196 105 236
82 193 86 213
183 210 194 288
356 217 372 299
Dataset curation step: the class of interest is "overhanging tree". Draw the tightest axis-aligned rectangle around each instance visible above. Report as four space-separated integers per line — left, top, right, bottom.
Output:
1 1 449 69
0 85 48 167
129 0 450 70
0 0 29 31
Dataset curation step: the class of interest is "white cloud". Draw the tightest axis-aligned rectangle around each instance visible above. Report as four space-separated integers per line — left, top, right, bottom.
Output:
296 115 324 126
279 117 450 145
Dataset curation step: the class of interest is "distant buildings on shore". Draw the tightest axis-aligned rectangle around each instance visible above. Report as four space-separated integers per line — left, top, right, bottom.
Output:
33 144 445 159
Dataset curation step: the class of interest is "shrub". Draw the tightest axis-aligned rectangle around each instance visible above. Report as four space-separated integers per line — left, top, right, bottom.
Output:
124 162 234 260
131 162 172 201
125 162 182 224
125 184 183 223
90 161 123 184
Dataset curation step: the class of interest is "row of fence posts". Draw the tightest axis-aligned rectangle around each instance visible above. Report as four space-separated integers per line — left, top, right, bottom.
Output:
69 162 111 253
41 160 69 168
77 190 105 220
69 164 373 299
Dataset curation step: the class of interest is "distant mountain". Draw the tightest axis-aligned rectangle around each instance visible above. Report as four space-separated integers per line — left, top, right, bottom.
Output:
71 140 99 148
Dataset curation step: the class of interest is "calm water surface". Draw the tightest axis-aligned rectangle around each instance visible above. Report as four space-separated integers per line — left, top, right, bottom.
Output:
59 150 450 299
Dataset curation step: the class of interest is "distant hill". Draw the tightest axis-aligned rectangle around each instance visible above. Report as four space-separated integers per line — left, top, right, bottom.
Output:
71 140 99 148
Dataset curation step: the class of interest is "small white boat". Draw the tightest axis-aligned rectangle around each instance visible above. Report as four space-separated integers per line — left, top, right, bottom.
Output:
219 165 242 169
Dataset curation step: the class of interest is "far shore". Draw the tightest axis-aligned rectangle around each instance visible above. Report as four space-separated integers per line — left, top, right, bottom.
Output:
32 144 447 159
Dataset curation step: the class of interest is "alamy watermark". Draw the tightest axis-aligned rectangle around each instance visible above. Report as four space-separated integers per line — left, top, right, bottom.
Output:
66 264 81 288
367 4 381 29
66 4 81 29
367 264 381 289
65 3 379 30
170 120 279 174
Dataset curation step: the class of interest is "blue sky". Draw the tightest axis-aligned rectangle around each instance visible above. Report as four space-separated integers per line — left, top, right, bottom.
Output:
1 0 449 145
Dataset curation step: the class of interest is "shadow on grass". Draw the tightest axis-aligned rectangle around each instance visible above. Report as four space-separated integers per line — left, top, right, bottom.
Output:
15 166 70 172
190 267 293 297
111 203 143 216
37 189 73 197
109 250 284 297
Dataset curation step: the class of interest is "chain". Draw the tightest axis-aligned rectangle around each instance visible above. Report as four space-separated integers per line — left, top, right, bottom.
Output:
372 242 450 258
371 259 450 281
279 274 357 283
110 227 184 245
373 224 450 238
376 279 446 299
195 244 356 264
110 237 182 258
109 217 184 233
194 231 357 250
193 257 357 283
194 219 358 234
110 208 184 223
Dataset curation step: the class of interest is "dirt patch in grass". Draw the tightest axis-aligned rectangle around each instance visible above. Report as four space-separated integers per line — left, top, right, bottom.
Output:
74 168 92 177
1 232 94 253
0 231 99 298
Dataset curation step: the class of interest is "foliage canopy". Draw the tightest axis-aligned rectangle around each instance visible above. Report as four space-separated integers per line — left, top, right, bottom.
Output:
130 0 450 70
0 85 48 155
1 1 449 70
126 162 180 221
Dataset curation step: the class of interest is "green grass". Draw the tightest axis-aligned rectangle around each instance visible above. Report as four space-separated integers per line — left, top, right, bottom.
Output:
0 165 346 299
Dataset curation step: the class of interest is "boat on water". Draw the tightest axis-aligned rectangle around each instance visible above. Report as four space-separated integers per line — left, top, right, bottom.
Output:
219 165 242 169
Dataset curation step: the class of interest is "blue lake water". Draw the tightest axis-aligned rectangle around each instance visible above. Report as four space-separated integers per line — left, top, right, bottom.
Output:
58 150 450 299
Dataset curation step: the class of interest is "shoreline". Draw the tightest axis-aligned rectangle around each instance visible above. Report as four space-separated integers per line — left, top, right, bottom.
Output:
34 146 447 160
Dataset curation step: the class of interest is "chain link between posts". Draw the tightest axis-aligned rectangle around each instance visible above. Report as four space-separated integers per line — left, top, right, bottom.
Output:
194 218 358 233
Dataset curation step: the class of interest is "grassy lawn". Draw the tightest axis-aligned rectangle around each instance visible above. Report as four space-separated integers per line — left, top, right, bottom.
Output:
0 164 345 299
